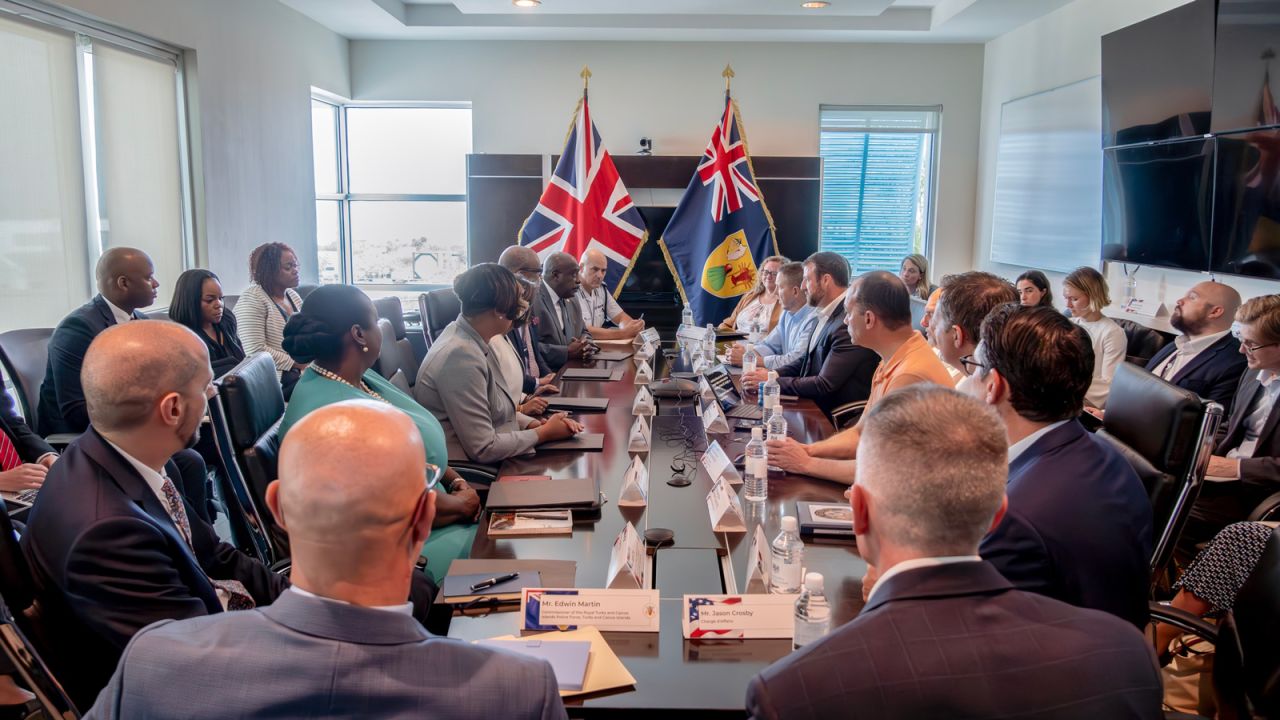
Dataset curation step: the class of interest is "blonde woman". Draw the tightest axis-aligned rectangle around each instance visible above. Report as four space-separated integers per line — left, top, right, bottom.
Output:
718 255 788 334
899 254 935 301
1063 266 1127 409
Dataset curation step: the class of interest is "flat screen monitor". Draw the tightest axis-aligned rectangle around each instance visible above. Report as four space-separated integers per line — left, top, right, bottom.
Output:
1102 137 1214 272
1211 0 1280 133
619 206 677 298
1101 0 1216 147
1210 128 1280 278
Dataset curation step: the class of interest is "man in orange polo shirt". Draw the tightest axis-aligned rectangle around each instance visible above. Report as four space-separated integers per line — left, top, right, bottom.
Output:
767 270 954 484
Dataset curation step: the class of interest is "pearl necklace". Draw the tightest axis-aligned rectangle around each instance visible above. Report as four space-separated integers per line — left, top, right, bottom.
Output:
308 365 387 403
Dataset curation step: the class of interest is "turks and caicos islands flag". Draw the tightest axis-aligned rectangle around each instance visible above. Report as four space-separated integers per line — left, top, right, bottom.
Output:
518 88 647 294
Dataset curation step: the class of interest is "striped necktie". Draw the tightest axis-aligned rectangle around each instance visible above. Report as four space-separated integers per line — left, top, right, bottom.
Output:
0 432 20 472
159 474 255 611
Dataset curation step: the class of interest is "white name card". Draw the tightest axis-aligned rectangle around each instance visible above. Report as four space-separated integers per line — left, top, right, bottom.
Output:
701 397 730 434
628 415 651 453
634 344 655 365
681 594 795 639
634 359 653 385
706 477 746 532
697 375 716 402
522 588 660 633
700 439 742 486
606 522 648 590
636 327 661 346
743 525 770 594
619 455 649 507
676 324 713 346
632 386 655 416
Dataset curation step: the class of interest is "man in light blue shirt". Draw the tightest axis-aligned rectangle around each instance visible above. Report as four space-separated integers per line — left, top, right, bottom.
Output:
728 261 817 369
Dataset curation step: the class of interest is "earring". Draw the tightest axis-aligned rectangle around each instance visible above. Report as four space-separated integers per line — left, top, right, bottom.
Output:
361 345 369 353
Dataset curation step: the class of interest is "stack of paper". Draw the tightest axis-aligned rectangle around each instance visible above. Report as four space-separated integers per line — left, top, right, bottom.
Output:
479 627 636 697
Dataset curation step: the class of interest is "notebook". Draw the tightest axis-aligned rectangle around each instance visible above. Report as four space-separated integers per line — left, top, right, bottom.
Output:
482 627 636 697
561 367 622 381
486 476 601 512
478 639 592 691
441 571 541 603
437 559 577 605
591 350 633 362
538 433 605 452
796 500 855 539
545 397 610 412
487 510 573 536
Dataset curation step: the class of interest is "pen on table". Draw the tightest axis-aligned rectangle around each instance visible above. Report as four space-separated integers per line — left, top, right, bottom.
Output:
516 512 571 520
470 572 520 592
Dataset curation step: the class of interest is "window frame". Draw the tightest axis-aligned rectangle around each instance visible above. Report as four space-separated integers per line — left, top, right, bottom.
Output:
817 104 942 274
311 94 472 293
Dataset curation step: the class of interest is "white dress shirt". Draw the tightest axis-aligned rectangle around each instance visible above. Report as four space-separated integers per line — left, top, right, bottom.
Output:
808 295 844 353
576 284 623 328
1007 420 1070 464
287 585 413 616
543 281 566 331
103 297 134 325
1152 329 1231 381
867 556 983 606
1227 370 1280 461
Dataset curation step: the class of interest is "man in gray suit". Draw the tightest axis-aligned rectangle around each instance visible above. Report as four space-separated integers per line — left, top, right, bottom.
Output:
533 251 594 369
85 400 567 720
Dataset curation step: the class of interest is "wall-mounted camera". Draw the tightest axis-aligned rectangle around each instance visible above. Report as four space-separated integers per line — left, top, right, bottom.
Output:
638 137 653 155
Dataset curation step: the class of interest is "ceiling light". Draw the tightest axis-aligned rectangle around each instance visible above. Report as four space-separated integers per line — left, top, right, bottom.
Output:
513 0 541 6
801 1 830 7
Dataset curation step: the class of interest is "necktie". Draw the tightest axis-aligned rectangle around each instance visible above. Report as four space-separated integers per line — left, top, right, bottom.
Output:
159 474 255 611
558 298 570 333
521 325 539 376
0 432 20 472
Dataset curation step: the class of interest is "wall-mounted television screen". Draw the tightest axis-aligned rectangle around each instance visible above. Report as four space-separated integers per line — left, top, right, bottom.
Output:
1102 137 1215 271
1212 0 1280 133
1101 0 1216 148
1210 128 1280 278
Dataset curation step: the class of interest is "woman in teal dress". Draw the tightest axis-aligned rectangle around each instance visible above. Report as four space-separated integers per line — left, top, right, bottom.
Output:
279 284 480 581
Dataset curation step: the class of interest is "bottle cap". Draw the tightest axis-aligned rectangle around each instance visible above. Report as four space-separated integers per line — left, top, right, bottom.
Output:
804 572 824 592
781 516 798 532
767 370 778 381
751 426 763 440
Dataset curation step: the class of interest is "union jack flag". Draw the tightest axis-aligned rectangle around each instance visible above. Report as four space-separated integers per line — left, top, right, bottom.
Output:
518 92 647 294
698 100 761 222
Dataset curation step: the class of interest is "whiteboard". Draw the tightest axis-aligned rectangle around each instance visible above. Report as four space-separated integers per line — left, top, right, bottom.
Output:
990 76 1103 272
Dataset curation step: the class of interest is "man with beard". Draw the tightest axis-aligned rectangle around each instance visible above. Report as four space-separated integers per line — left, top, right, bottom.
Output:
21 321 287 708
1144 281 1246 415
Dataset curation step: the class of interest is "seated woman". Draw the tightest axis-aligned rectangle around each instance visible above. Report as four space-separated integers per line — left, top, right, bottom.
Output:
1016 270 1055 309
1063 266 1126 409
414 264 582 465
718 255 786 334
168 269 245 378
899 253 936 301
494 278 557 418
279 284 480 581
235 242 305 398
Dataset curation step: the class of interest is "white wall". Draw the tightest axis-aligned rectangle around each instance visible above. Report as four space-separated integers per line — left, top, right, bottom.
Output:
350 40 984 277
55 0 350 291
974 0 1280 315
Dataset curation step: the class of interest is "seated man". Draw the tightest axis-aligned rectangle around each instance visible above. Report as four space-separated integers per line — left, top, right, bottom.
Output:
576 248 644 340
727 261 818 371
928 271 1017 377
84 400 567 720
745 386 1162 720
1146 280 1246 415
532 251 593 369
22 321 288 708
498 246 558 397
762 270 953 483
741 252 878 417
962 304 1152 628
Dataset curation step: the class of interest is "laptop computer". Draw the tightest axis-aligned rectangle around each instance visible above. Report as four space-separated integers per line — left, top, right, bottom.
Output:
703 364 764 421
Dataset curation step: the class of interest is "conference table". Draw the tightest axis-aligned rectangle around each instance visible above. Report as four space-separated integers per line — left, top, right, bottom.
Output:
444 335 866 719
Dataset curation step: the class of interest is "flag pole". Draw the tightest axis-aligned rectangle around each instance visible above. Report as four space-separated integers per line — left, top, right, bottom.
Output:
722 63 735 99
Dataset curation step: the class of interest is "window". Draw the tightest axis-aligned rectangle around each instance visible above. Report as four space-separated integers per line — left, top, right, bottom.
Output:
310 99 473 298
818 106 939 274
0 1 192 332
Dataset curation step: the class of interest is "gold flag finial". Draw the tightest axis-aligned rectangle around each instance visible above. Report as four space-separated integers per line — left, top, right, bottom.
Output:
722 64 735 91
580 66 592 89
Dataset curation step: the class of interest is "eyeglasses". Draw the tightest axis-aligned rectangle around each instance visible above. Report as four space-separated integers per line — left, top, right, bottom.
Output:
424 462 443 491
1242 341 1278 354
958 354 989 375
760 270 779 278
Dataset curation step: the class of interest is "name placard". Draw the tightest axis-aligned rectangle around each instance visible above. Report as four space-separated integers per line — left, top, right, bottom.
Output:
632 386 655 416
681 594 795 639
635 327 661 347
700 439 742 486
634 344 655 365
743 525 770 593
634 359 653 385
697 375 716 402
701 397 730 434
522 588 660 633
619 455 649 507
628 415 651 452
606 522 648 589
706 477 746 532
676 324 713 346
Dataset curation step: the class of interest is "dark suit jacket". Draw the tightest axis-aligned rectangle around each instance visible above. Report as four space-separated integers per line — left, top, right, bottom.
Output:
0 384 53 463
1144 333 1247 416
37 296 147 436
1192 368 1280 531
980 420 1153 628
746 561 1162 720
21 428 287 707
532 284 588 370
773 300 878 415
508 325 551 395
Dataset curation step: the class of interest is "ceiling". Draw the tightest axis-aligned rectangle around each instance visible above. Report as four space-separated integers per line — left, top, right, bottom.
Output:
279 0 1077 42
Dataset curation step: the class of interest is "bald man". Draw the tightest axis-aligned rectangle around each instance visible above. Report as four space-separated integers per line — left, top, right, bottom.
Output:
38 247 160 436
22 322 287 708
577 248 644 340
533 251 594 369
84 401 567 720
1144 281 1248 415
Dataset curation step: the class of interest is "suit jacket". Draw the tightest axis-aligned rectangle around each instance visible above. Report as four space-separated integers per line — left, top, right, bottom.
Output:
532 283 587 370
980 420 1153 628
414 318 539 464
774 300 879 415
745 562 1162 720
509 324 551 395
21 428 287 707
37 295 147 436
1144 333 1247 416
83 588 566 720
1193 367 1280 528
0 382 53 462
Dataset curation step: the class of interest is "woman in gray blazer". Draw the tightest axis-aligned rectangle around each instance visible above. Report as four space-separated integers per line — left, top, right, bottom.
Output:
414 264 582 464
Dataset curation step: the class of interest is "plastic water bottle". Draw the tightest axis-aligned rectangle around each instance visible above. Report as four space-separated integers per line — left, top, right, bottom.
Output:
742 343 759 375
793 572 831 649
702 323 717 366
681 303 695 329
744 427 768 502
770 516 804 594
762 370 781 411
766 403 787 442
748 315 763 345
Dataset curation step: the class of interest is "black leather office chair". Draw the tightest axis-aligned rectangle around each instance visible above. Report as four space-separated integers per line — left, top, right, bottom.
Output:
214 353 289 563
829 400 867 430
0 595 78 719
0 328 78 447
374 297 420 386
420 289 460 345
1151 526 1280 719
295 284 320 302
1115 318 1168 366
144 309 169 321
1096 363 1223 586
223 294 239 313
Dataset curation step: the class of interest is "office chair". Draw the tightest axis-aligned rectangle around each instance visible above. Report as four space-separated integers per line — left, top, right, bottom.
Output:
829 400 867 430
1115 318 1168 366
0 595 78 719
420 288 460 345
373 299 420 387
1096 362 1223 587
0 329 78 447
222 294 240 313
295 284 320 302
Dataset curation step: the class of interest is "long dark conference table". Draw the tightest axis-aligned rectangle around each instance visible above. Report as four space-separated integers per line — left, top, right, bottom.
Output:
444 335 866 718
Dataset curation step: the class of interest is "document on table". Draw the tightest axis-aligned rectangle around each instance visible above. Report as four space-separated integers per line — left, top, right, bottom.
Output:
538 433 605 452
481 626 636 697
545 397 610 411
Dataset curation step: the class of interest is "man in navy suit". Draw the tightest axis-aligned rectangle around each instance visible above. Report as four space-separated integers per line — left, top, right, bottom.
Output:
1145 281 1246 415
962 303 1153 628
746 385 1162 720
22 322 287 708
